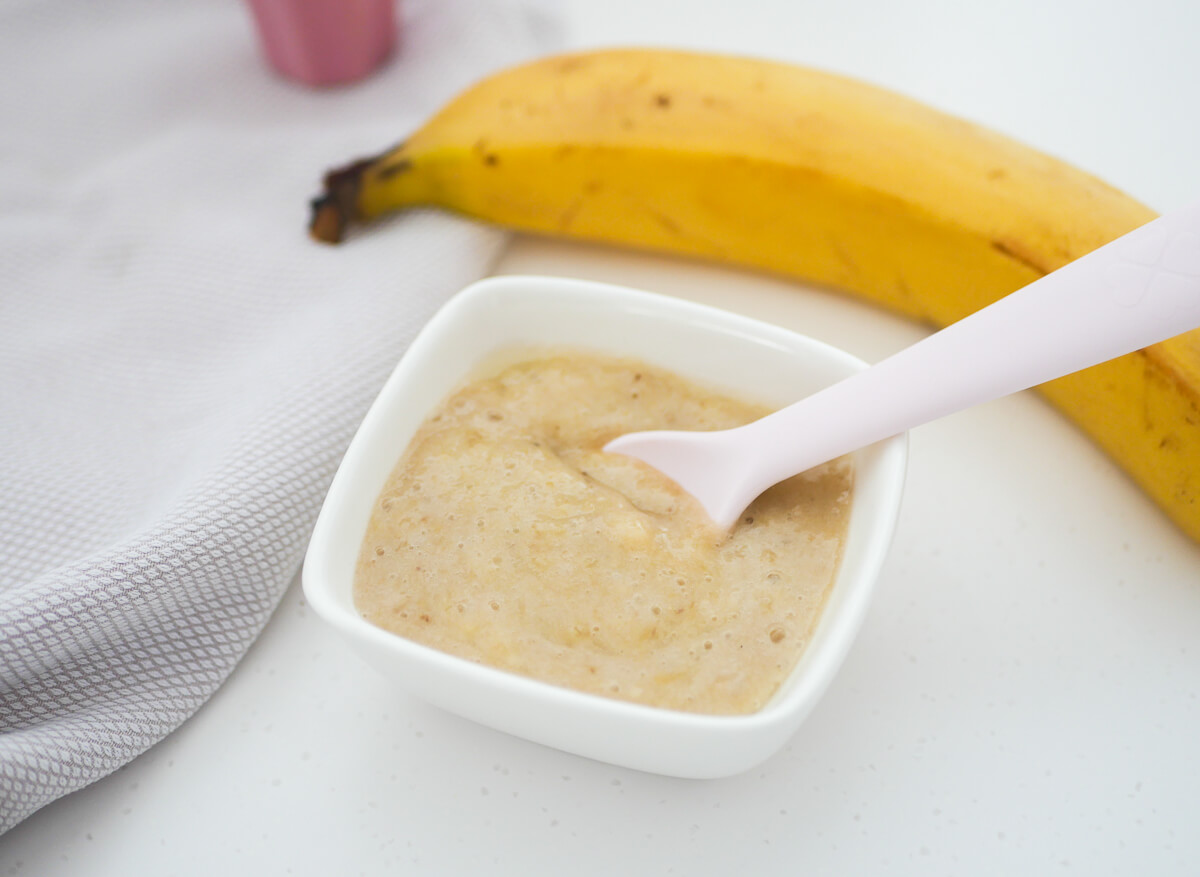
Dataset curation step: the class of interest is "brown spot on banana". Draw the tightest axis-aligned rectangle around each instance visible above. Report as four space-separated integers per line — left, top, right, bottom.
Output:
893 274 934 323
377 158 412 180
990 238 1051 275
558 196 585 231
827 234 864 287
554 56 590 74
636 203 728 256
646 208 681 235
626 70 653 90
473 138 502 166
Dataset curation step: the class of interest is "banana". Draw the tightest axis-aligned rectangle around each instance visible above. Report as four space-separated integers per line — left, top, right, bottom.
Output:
310 48 1200 543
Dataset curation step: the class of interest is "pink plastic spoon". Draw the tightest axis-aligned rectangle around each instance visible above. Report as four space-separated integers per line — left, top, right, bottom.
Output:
606 201 1200 530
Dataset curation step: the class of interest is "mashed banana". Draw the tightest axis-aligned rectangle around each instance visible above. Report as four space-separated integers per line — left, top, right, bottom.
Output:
353 353 852 715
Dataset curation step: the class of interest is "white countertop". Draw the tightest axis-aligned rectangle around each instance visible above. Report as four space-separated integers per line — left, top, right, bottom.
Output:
3 0 1199 873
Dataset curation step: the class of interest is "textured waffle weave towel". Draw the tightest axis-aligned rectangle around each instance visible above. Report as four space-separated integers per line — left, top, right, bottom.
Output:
0 0 558 831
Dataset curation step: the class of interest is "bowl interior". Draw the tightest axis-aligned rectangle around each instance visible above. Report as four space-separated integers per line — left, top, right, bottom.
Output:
304 275 906 725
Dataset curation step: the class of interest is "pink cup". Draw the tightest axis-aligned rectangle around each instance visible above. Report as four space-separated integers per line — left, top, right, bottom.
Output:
246 0 397 86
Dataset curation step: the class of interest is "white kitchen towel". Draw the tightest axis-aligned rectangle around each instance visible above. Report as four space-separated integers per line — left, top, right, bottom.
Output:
0 0 559 832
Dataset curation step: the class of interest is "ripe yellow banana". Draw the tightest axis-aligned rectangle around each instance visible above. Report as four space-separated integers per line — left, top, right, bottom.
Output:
311 48 1200 543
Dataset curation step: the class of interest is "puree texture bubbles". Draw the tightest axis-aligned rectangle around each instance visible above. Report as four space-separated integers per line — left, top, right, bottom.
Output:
353 353 853 715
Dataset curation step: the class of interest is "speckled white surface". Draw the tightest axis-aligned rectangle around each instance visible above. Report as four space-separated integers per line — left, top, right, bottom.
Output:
3 0 1200 873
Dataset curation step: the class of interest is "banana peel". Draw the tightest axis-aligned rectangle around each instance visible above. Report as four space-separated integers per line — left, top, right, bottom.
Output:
309 49 1200 543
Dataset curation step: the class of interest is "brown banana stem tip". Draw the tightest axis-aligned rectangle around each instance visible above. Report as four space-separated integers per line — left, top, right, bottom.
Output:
309 157 375 244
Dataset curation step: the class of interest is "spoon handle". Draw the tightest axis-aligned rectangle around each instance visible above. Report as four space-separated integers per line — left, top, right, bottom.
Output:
746 200 1200 490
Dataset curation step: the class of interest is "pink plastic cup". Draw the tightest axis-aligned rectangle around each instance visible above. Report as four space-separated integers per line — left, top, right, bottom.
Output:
246 0 397 86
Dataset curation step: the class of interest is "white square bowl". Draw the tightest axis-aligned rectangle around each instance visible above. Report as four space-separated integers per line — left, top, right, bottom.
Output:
303 275 908 778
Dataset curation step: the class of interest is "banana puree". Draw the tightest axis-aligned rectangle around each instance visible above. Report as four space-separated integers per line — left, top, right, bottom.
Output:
353 353 853 715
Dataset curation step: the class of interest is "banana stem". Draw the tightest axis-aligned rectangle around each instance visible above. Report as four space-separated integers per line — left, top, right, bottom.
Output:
310 157 376 243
